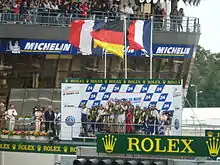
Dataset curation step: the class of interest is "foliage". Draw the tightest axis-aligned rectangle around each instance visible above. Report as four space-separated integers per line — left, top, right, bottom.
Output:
186 46 220 107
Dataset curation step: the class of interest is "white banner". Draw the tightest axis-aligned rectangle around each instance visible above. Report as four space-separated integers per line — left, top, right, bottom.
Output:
61 81 183 140
61 84 81 140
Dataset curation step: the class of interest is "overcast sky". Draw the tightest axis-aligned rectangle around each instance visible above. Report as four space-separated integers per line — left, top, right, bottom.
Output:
180 0 220 53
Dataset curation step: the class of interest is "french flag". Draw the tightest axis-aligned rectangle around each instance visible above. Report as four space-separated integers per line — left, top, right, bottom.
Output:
69 20 94 55
69 20 104 55
127 20 152 56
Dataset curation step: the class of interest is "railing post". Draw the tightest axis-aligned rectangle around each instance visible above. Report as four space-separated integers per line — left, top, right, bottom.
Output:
193 18 196 32
186 17 189 32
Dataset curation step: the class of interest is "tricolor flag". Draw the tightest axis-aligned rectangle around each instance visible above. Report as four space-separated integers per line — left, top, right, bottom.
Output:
69 20 104 55
128 20 152 56
91 20 126 59
69 19 152 58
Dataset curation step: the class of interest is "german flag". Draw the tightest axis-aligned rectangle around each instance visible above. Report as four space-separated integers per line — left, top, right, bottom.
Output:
90 20 129 59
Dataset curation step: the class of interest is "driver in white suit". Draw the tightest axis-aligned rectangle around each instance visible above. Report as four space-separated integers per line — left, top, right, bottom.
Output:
6 104 18 131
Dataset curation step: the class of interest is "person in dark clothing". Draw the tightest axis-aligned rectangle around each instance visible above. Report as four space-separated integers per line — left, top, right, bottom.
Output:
44 105 55 136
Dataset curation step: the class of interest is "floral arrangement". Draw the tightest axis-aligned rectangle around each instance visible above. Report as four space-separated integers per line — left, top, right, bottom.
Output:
0 130 48 137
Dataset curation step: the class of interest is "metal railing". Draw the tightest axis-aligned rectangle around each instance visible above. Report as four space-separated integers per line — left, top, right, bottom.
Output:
0 10 200 33
0 119 217 139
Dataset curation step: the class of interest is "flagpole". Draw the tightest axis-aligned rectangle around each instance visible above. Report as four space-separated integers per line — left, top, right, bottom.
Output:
104 17 108 79
124 15 128 79
150 16 154 79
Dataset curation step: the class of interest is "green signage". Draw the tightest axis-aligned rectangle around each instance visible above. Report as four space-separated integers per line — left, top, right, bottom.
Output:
205 130 220 137
97 134 220 158
0 140 77 154
63 78 181 85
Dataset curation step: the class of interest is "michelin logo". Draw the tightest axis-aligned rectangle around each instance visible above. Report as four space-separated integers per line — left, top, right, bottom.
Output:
24 42 71 52
156 47 191 55
9 41 20 54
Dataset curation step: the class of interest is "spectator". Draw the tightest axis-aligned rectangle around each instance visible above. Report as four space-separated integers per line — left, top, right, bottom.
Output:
44 105 55 135
80 2 89 17
154 6 163 30
6 104 17 131
170 6 179 31
125 3 134 15
178 8 184 32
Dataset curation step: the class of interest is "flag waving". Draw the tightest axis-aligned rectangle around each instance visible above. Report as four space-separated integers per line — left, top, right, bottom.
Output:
127 20 152 56
69 19 152 58
90 20 125 59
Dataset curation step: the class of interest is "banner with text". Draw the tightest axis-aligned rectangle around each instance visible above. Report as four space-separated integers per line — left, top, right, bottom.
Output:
61 78 183 140
0 140 77 154
0 39 194 58
97 134 220 158
0 39 78 55
205 130 220 137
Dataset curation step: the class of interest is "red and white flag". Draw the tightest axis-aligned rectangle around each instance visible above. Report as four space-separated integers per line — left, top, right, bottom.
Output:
69 20 94 55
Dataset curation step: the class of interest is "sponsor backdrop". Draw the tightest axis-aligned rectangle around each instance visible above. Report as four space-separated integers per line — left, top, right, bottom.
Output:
0 39 194 58
61 79 183 140
96 134 219 158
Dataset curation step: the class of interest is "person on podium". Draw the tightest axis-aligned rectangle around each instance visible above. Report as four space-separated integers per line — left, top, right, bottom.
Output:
81 104 89 136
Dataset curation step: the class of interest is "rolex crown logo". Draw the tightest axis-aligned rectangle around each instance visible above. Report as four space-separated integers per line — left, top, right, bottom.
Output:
37 145 42 152
12 144 16 150
207 131 214 137
102 134 117 153
206 137 220 157
63 146 68 153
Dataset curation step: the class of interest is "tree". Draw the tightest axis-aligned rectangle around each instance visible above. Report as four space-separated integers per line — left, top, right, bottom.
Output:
186 46 220 107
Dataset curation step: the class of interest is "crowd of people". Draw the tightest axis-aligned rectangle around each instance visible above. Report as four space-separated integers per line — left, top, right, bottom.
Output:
81 98 173 137
0 0 185 31
0 103 61 140
0 99 172 139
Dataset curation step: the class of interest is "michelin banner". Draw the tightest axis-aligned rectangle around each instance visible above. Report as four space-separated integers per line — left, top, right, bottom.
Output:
0 39 194 58
0 39 78 55
61 79 183 140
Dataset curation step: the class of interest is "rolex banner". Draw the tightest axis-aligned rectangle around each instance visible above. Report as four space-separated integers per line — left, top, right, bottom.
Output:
0 140 77 154
97 134 220 158
61 79 183 140
205 130 220 137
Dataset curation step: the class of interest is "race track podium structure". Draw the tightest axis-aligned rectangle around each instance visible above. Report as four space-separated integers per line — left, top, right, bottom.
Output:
0 0 201 109
61 78 183 140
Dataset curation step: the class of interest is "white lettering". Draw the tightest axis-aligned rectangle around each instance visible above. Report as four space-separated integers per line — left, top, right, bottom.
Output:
24 42 35 50
55 43 61 51
43 43 51 50
38 43 44 50
63 44 71 51
156 47 165 54
24 42 71 52
50 43 56 50
156 47 191 55
34 43 39 50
